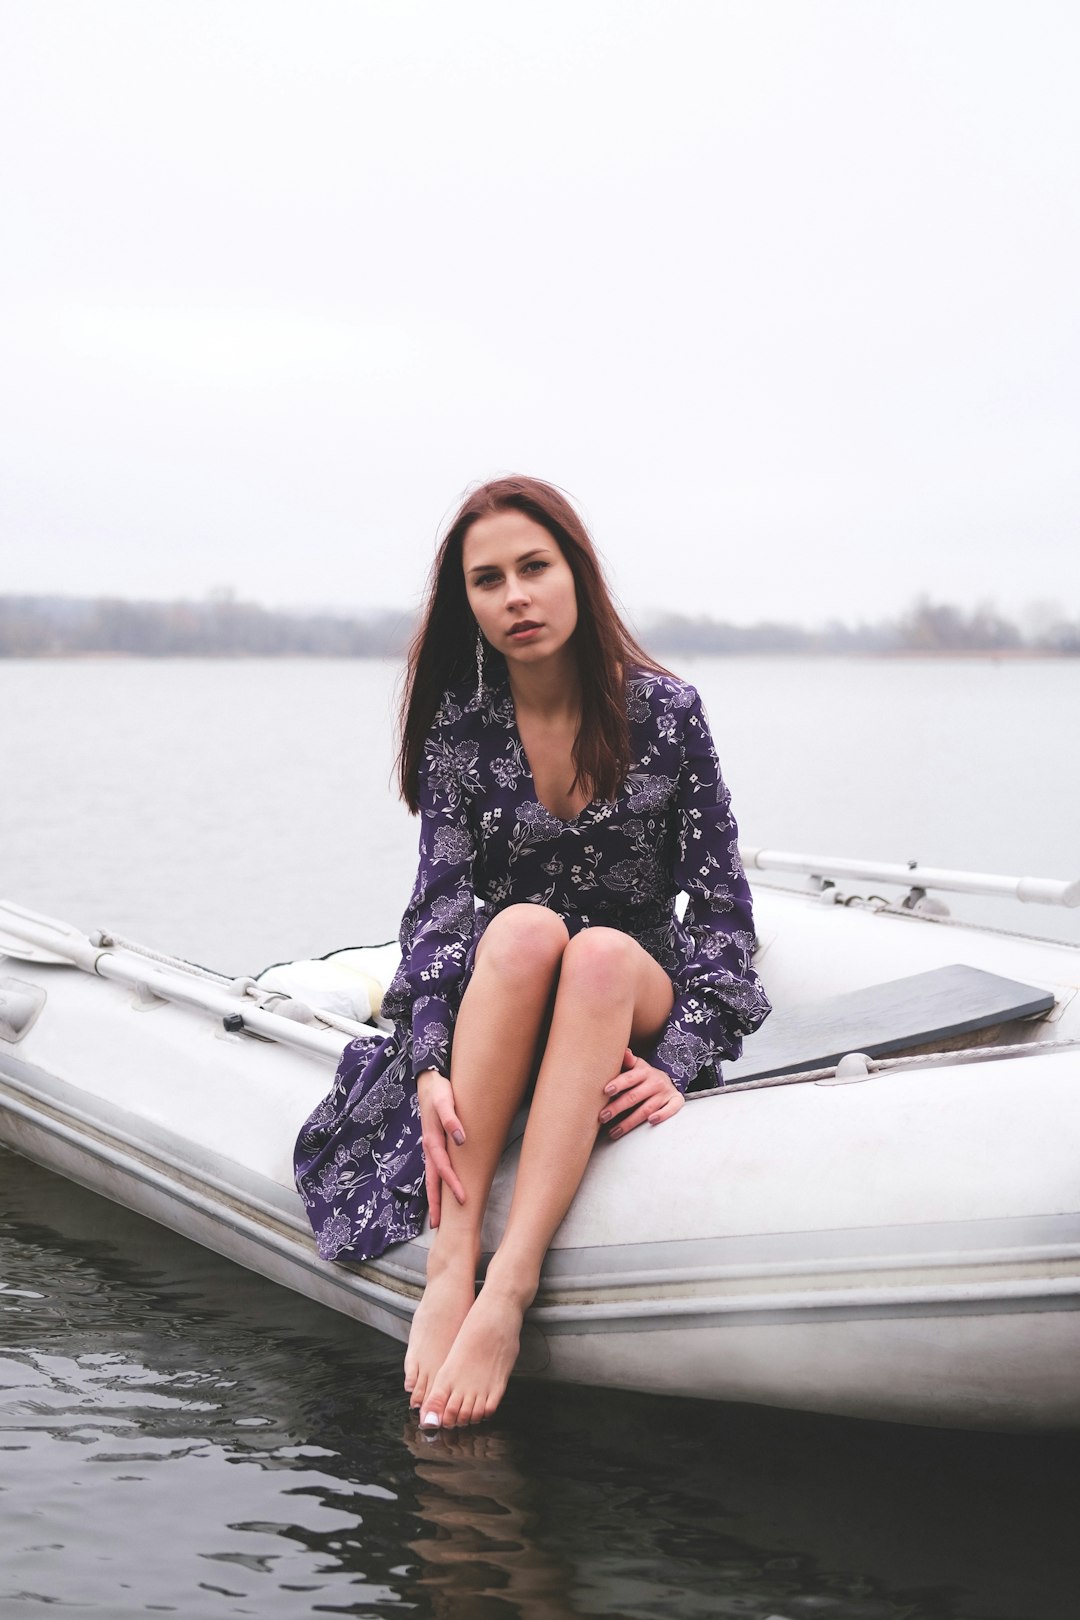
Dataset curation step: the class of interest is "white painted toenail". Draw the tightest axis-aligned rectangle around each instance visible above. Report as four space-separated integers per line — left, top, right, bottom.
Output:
420 1410 440 1429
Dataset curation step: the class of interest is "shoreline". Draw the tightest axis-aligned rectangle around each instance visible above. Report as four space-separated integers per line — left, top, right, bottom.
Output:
3 648 1078 663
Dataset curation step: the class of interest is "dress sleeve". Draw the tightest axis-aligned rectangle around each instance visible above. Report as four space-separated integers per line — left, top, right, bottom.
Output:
382 710 480 1082
645 687 771 1092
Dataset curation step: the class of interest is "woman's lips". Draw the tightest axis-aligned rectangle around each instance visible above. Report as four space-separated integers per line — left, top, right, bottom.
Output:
508 621 542 639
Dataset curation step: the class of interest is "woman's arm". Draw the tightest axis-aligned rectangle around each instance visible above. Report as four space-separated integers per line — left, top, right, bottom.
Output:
381 703 481 1220
383 712 481 1083
643 685 772 1092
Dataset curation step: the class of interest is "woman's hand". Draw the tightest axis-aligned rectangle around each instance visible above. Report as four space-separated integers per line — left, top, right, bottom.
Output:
599 1047 684 1138
417 1068 467 1228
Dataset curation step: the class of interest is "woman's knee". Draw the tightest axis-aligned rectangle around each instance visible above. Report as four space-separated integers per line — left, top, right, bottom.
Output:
558 927 638 1004
474 904 569 986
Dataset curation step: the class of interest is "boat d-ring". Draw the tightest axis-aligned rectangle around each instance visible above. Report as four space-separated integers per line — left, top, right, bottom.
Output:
817 1051 874 1085
0 976 47 1043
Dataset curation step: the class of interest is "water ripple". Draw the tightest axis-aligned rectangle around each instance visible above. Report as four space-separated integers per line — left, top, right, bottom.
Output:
2 1148 1080 1618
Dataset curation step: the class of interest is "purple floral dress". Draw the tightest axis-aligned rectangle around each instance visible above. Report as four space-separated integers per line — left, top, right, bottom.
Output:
294 669 771 1262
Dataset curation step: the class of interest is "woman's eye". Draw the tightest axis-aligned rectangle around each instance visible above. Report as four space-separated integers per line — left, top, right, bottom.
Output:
475 575 499 589
523 560 549 575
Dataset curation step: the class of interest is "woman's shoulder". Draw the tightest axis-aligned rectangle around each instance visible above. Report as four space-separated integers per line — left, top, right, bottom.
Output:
625 666 702 719
430 682 471 734
429 675 513 742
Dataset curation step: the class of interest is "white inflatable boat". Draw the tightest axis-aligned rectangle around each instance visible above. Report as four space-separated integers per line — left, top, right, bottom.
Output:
1 849 1078 1432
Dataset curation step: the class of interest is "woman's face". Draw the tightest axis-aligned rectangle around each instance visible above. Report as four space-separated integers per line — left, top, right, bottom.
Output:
462 511 578 667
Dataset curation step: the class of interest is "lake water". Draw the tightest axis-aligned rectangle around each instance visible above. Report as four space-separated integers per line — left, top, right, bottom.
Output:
3 656 1080 1618
4 656 1079 972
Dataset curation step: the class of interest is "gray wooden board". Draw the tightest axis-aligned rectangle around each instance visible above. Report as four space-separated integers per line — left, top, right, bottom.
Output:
726 963 1055 1082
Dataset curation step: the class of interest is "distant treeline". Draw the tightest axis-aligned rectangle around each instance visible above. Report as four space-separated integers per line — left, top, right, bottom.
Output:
2 593 1079 658
645 599 1080 656
0 595 413 658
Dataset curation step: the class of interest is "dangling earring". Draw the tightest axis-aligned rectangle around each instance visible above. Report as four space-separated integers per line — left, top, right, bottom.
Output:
475 627 486 699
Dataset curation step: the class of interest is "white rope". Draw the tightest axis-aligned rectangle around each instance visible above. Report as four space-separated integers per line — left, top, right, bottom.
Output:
91 930 234 983
710 1034 1080 1096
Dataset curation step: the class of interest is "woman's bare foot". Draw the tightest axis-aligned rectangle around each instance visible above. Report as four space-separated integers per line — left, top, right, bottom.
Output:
418 1277 533 1429
404 1252 477 1413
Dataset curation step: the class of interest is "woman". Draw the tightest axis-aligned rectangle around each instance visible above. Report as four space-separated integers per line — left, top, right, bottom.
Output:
295 475 770 1430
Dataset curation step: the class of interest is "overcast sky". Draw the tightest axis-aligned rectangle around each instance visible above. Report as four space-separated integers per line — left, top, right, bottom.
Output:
2 1 1077 627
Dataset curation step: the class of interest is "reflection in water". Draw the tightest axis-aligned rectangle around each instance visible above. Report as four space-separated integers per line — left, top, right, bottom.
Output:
404 1424 574 1620
2 1147 1080 1619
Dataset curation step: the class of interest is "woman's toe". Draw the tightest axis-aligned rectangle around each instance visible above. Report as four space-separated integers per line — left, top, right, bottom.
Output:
455 1393 477 1428
420 1385 448 1429
442 1390 466 1430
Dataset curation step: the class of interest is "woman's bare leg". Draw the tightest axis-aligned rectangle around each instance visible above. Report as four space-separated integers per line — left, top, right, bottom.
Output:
419 928 674 1429
404 905 569 1412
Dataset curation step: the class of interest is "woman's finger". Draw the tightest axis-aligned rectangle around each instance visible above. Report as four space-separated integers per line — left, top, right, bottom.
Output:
603 1063 648 1101
647 1094 684 1125
610 1095 675 1136
429 1139 466 1206
425 1072 467 1147
609 1100 660 1137
425 1158 442 1227
599 1079 652 1121
435 1093 466 1147
610 1087 683 1137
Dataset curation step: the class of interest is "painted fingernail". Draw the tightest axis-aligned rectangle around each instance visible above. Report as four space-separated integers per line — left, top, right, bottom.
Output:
452 1130 465 1145
609 1127 622 1140
605 1083 617 1094
599 1109 611 1122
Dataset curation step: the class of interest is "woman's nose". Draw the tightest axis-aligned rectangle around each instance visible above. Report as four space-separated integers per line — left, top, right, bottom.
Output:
505 575 530 607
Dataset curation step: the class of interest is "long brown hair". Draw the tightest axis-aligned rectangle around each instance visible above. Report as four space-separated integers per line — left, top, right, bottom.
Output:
398 475 666 812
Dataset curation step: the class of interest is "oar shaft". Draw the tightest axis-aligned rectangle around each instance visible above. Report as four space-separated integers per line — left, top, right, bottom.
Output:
92 955 354 1058
0 901 371 1057
739 849 1080 908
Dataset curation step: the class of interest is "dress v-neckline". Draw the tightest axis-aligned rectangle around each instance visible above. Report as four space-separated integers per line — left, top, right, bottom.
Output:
504 687 596 827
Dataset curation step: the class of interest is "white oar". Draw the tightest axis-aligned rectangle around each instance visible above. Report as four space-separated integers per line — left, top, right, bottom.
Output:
739 849 1080 907
0 900 379 1058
